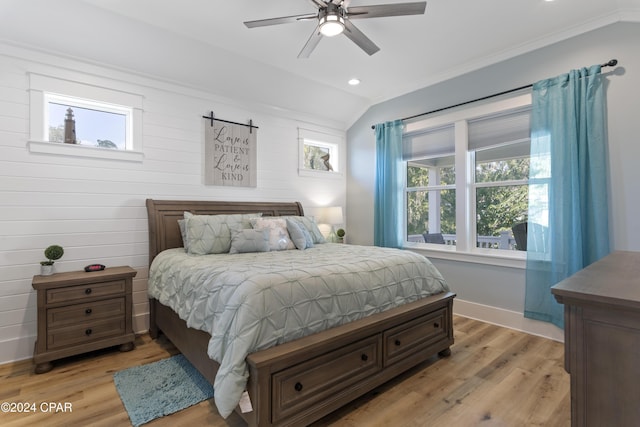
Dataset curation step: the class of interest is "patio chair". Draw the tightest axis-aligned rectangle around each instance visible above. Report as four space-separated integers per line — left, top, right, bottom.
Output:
512 222 548 252
422 232 445 244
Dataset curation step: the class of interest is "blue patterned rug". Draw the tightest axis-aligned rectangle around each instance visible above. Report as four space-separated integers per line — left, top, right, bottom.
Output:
113 354 214 426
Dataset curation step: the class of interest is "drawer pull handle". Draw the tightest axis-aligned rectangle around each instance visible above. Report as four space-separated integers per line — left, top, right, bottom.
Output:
85 328 93 336
294 382 303 392
85 308 92 315
85 288 92 295
361 354 368 362
395 339 401 346
433 322 440 328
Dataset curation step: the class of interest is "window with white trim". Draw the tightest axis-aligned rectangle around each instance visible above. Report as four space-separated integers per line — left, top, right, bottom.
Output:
28 73 143 162
405 125 456 245
46 94 131 149
298 127 342 176
404 93 533 254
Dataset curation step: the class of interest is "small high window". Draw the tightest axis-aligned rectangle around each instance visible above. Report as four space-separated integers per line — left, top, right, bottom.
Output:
298 127 343 176
303 139 338 172
28 73 143 162
46 94 131 150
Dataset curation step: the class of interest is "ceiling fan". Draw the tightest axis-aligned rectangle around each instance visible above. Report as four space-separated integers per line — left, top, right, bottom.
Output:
244 1 427 58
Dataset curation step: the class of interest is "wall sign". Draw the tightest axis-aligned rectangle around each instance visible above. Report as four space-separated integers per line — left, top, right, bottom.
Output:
204 116 257 187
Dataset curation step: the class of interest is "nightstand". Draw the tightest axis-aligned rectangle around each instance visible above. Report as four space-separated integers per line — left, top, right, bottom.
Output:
32 266 137 374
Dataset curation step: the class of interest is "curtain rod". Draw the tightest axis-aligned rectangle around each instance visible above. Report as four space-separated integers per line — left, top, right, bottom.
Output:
370 59 618 129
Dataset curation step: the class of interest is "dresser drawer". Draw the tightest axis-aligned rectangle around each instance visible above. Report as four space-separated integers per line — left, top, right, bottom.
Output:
272 334 381 423
46 280 125 304
47 297 125 328
383 308 447 366
47 318 126 349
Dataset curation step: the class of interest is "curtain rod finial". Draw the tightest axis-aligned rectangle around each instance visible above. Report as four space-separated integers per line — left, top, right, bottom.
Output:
603 59 618 67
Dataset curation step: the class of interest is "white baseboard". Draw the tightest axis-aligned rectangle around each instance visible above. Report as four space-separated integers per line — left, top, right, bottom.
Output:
0 335 36 365
133 312 149 335
453 298 565 342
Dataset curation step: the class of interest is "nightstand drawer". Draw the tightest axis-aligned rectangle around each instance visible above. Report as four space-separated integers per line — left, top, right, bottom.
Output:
47 318 126 349
46 280 125 304
47 297 125 328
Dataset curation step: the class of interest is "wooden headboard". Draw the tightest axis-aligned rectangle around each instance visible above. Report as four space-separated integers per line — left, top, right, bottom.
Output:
145 199 304 265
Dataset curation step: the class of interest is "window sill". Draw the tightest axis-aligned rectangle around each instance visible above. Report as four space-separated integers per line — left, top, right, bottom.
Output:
404 241 526 269
28 141 144 162
298 168 343 179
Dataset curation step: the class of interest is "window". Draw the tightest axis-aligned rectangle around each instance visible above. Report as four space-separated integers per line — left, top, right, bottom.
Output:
469 107 531 251
46 94 131 150
298 127 342 176
28 73 143 162
403 93 532 256
303 140 337 172
404 124 456 245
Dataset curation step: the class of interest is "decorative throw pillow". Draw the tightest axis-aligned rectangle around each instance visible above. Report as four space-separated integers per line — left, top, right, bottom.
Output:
184 212 262 255
286 218 312 250
229 228 270 254
283 216 326 244
250 217 296 251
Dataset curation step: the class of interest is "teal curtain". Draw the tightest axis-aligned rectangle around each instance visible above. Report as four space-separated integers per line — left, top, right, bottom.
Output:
374 120 404 248
525 65 610 328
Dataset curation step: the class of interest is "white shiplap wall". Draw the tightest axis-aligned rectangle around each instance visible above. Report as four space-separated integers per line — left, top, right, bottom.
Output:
0 43 347 364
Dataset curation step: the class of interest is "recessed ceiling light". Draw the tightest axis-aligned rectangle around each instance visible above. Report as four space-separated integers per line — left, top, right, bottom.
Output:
348 78 360 86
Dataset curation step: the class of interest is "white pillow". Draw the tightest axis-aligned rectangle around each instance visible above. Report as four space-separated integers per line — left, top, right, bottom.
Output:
250 217 296 251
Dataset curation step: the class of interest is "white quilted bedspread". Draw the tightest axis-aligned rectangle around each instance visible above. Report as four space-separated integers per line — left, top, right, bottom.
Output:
148 243 449 418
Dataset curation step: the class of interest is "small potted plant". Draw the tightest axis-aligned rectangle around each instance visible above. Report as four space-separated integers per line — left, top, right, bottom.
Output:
40 245 64 276
336 228 345 244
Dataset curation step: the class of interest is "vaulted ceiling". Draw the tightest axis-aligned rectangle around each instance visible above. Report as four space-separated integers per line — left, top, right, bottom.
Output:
1 0 639 127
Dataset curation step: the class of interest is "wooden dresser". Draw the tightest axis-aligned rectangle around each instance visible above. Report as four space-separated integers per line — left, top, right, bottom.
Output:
551 251 640 427
32 266 137 373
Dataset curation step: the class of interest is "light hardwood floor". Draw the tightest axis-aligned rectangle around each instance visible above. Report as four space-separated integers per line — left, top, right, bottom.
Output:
0 316 570 427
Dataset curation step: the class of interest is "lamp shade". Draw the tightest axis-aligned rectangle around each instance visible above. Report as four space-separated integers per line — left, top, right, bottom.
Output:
318 206 344 225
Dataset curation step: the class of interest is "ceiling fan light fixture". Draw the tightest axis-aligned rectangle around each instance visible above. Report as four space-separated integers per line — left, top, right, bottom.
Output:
319 13 345 37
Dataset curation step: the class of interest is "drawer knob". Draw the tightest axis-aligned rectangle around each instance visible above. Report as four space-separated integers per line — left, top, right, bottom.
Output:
395 339 401 346
85 328 93 336
294 382 303 392
85 288 92 295
433 322 440 328
85 308 92 315
361 354 368 362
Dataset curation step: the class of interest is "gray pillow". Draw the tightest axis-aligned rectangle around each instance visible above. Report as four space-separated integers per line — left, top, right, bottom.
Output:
283 216 325 244
286 218 313 250
229 228 270 254
184 212 262 255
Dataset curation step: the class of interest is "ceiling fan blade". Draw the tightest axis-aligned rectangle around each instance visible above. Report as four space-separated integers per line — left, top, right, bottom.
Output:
346 2 427 19
309 0 327 8
298 26 323 58
244 13 318 28
342 20 379 56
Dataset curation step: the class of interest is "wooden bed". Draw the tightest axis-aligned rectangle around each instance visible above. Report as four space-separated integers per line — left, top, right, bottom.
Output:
146 199 455 426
